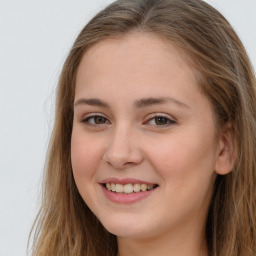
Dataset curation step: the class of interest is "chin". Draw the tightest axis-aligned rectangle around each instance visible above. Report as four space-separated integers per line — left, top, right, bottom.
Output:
98 214 156 239
106 225 148 238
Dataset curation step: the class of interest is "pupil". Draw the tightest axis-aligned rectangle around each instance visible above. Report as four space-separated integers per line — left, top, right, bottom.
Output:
156 117 167 125
95 116 105 124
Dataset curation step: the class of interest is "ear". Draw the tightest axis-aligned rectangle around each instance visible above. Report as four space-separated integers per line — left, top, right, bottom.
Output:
215 123 236 175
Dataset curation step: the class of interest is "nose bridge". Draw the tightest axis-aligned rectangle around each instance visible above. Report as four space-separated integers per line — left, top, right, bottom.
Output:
103 122 142 169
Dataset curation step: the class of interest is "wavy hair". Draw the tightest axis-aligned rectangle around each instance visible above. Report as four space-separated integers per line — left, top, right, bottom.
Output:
30 0 256 255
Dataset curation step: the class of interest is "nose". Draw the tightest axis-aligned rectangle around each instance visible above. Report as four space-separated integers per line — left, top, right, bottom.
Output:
103 125 143 170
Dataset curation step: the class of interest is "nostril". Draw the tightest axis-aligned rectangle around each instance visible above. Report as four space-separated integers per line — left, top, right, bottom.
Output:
123 161 136 167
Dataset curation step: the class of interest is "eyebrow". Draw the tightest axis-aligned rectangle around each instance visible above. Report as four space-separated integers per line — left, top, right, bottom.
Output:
74 98 109 108
74 97 190 109
135 97 190 109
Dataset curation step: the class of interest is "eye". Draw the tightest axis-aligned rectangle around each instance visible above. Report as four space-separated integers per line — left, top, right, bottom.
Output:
147 115 176 126
82 115 110 125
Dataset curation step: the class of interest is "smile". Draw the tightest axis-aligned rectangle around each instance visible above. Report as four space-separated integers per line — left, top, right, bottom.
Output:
100 178 159 203
104 183 158 194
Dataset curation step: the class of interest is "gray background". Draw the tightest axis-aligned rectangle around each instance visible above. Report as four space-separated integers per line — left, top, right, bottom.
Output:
0 1 255 255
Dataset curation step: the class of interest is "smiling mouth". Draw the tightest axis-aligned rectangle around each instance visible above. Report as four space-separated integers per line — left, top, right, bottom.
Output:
103 183 158 194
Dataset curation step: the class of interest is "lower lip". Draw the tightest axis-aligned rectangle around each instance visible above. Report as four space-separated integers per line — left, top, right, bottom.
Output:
101 185 157 204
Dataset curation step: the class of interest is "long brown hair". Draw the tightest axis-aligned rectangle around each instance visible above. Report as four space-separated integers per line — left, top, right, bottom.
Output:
30 0 256 255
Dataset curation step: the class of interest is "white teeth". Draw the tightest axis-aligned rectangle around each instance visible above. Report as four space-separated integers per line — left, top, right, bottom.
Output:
111 183 116 192
141 184 147 192
134 184 140 192
115 184 124 193
105 183 156 194
124 184 133 193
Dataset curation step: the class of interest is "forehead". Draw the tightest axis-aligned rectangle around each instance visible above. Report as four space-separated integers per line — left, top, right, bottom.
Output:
80 32 189 71
75 32 198 95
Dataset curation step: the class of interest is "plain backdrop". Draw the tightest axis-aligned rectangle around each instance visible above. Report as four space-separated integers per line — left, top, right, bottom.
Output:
0 1 255 255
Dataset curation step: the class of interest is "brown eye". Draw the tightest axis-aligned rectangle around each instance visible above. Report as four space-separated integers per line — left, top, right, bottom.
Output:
94 116 107 124
82 115 109 125
155 117 169 125
147 115 176 126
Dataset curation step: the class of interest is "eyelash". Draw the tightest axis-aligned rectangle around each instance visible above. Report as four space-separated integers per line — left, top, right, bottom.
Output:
81 114 176 127
146 115 176 126
81 115 110 125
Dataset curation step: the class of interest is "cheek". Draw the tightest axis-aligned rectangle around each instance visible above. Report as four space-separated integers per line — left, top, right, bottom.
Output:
147 132 217 189
71 130 106 212
71 130 103 181
147 134 217 220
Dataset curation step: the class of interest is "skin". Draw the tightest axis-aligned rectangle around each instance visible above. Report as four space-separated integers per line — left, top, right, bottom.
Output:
71 32 233 256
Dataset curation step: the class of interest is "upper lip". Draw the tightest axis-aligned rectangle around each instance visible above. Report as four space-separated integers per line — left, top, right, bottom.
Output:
100 177 157 185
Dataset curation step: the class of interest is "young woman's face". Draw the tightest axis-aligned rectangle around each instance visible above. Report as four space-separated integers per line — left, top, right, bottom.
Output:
71 33 222 239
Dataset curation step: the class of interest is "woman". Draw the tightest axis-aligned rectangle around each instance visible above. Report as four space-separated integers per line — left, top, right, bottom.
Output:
30 0 256 255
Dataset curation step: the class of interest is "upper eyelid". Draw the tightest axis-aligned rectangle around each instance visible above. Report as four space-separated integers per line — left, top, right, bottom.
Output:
80 111 175 118
81 112 110 120
145 112 176 122
83 115 109 121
